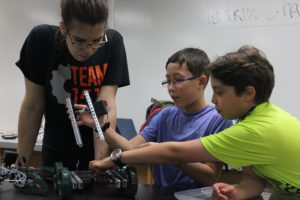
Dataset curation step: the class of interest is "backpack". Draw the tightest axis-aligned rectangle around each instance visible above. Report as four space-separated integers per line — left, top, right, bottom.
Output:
139 98 175 132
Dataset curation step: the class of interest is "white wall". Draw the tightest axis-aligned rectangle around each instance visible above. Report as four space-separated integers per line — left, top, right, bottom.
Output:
0 0 60 130
113 0 300 129
0 0 113 130
1 0 300 131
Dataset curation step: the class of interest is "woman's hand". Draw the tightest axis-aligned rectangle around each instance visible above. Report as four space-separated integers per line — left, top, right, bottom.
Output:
67 104 107 129
72 104 96 128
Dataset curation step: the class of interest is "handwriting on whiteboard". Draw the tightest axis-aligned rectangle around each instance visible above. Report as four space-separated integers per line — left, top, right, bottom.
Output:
208 0 300 28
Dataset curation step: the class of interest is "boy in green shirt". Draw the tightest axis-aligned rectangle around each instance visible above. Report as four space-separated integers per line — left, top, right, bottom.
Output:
89 46 300 199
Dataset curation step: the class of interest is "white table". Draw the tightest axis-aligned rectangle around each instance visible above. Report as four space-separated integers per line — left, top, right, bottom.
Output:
0 132 43 167
0 133 43 151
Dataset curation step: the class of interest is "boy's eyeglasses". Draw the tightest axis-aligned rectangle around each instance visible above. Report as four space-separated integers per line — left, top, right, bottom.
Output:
161 75 200 88
67 31 108 49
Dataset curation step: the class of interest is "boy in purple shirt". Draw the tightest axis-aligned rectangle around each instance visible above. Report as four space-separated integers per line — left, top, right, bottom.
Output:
77 48 232 188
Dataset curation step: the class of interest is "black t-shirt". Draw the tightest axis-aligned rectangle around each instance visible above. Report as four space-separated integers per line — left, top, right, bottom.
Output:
16 24 130 167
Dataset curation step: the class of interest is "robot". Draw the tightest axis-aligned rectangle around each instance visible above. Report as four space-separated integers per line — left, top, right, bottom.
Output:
0 150 49 195
0 91 138 199
54 162 138 199
0 150 138 199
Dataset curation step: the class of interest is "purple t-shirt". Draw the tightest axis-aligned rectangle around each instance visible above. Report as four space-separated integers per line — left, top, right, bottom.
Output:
140 105 232 188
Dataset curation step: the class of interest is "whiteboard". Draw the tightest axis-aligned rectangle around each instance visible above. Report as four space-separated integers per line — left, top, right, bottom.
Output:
0 0 299 131
112 0 300 129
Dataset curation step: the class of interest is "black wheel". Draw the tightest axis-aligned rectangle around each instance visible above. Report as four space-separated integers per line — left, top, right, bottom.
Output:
53 176 59 194
123 166 138 197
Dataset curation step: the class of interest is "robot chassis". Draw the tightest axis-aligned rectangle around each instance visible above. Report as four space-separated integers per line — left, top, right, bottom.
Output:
0 152 138 199
0 92 138 199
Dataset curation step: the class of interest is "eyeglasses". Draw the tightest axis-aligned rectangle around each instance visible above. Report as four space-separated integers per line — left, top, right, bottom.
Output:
67 31 108 49
161 75 200 88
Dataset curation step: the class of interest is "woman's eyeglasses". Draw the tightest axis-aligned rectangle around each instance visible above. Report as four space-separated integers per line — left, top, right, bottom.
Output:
67 31 108 49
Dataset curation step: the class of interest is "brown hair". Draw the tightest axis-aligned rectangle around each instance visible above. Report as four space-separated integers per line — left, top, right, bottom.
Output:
208 45 275 104
54 0 108 59
61 0 108 27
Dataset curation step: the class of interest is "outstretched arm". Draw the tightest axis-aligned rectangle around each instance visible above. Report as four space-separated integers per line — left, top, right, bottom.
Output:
89 139 218 170
139 141 223 186
212 166 266 200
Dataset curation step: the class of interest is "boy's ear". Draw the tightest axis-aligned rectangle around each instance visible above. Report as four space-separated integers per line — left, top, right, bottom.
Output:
59 21 67 37
199 75 208 88
244 86 256 101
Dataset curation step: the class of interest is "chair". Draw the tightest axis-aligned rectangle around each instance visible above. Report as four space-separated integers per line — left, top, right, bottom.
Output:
116 118 154 184
116 118 137 140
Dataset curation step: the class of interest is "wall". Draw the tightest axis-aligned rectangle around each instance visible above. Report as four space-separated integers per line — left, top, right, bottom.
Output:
0 0 114 130
113 0 300 128
1 0 300 131
0 0 60 130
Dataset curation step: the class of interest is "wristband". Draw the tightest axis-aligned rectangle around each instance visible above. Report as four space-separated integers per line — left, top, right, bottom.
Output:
94 122 110 133
101 122 110 132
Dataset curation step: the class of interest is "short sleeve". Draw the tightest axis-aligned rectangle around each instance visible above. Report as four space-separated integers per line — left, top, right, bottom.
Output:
201 124 275 169
205 114 233 135
15 24 54 85
140 110 164 142
101 29 130 87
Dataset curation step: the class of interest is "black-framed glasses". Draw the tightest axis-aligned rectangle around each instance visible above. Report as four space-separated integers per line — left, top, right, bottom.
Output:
67 31 108 49
161 75 200 88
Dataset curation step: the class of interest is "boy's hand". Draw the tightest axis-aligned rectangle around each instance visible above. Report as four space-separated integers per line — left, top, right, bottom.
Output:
212 182 237 200
89 157 116 171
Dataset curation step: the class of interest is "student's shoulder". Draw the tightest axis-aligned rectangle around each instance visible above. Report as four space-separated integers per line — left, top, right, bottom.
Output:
161 106 177 113
151 106 177 119
30 24 58 34
28 24 58 41
203 105 220 116
106 28 124 41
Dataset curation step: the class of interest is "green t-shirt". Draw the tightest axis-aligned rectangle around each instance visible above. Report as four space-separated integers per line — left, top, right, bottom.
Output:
201 101 300 196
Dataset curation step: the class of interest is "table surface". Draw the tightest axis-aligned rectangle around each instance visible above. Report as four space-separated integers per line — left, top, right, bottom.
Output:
0 183 177 200
0 181 272 200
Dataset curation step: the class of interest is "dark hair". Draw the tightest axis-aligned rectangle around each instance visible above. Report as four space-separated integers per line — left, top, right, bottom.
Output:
54 0 108 59
208 45 275 104
166 47 210 81
61 0 108 27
